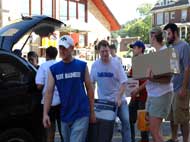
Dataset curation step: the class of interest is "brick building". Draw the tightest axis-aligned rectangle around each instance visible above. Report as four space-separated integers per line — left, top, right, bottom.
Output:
151 0 190 39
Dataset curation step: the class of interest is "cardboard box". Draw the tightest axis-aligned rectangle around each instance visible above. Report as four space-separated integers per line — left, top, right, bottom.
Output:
125 78 139 97
132 48 180 79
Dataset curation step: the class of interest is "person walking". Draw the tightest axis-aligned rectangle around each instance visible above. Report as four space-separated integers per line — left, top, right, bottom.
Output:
146 27 173 142
90 40 131 142
109 44 122 63
35 46 63 142
129 40 149 142
43 35 96 142
164 23 190 142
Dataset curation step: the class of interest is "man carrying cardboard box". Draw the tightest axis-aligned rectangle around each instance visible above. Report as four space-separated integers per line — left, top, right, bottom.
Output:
164 23 190 142
146 27 173 142
128 40 149 142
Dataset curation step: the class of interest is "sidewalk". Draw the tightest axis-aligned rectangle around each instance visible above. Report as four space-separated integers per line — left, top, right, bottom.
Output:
112 121 190 142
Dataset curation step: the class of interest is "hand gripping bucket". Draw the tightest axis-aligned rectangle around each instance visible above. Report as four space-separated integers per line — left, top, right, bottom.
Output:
87 99 118 142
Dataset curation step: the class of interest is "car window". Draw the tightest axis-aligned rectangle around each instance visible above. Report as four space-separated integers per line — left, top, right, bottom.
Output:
0 60 29 89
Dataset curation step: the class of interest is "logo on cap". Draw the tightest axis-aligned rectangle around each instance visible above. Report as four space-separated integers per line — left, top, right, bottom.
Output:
59 35 74 49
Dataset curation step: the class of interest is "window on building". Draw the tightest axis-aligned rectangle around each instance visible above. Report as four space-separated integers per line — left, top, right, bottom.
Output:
170 11 175 20
1 0 29 25
181 27 186 39
2 0 29 16
164 0 171 5
0 59 29 89
165 12 169 24
31 0 41 15
69 1 76 20
152 15 155 25
164 0 166 5
18 0 29 15
156 12 163 25
43 0 52 17
59 0 86 22
78 3 85 22
181 9 187 21
79 34 85 47
60 0 67 22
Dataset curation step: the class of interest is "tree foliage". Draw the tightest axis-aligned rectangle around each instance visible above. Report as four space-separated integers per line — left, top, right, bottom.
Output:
111 3 153 44
137 3 153 17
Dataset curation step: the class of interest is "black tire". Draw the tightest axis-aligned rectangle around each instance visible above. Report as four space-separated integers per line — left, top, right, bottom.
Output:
0 128 34 142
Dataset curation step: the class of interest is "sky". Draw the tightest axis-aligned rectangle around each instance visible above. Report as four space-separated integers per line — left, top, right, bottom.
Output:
104 0 159 24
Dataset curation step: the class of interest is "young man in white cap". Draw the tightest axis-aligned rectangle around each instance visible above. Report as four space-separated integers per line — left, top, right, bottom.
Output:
43 35 96 142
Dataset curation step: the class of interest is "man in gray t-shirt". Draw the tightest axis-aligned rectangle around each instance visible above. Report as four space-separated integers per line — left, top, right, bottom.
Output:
164 23 190 142
90 40 131 142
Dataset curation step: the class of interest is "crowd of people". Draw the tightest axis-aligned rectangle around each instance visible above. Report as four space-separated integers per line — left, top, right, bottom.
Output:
25 23 190 142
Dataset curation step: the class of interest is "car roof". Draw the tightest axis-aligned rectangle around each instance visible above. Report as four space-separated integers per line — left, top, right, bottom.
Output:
0 15 63 51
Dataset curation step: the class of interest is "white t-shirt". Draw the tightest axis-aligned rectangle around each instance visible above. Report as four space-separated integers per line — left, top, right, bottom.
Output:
90 57 127 102
35 60 61 106
112 56 122 64
146 45 173 97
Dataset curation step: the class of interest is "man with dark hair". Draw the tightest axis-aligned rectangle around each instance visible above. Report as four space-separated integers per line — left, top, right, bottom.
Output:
35 46 63 142
164 23 190 142
90 40 131 142
27 51 39 69
164 23 179 44
94 38 99 60
46 46 58 60
109 44 122 63
129 40 149 142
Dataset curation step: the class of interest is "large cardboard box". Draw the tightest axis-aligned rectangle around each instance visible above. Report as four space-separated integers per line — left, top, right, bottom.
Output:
132 48 180 79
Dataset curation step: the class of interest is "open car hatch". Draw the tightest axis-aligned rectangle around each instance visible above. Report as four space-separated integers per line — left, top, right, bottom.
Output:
0 15 63 51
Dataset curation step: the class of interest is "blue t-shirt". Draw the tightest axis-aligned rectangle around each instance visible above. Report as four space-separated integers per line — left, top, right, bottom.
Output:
50 59 89 122
171 41 190 92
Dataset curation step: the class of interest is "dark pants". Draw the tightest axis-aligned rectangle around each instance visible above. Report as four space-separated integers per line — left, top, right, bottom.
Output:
129 100 149 142
46 105 63 142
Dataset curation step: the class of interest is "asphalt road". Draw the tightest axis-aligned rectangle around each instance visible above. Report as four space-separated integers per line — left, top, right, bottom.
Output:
54 120 189 142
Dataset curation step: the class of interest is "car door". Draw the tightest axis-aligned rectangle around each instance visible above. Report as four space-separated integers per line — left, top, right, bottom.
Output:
0 51 37 119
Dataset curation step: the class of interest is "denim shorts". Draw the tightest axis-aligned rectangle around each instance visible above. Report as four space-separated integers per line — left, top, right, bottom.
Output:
146 92 173 118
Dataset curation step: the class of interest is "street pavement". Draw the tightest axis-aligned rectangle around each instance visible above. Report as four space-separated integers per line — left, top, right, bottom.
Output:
54 121 190 142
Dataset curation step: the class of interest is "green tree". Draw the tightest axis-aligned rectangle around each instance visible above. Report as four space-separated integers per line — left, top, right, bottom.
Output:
111 3 153 44
137 3 153 17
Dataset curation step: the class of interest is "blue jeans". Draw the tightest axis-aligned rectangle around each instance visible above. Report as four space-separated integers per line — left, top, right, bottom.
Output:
118 101 131 142
61 116 89 142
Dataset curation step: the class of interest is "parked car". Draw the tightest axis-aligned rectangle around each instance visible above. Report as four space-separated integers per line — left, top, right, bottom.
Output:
0 16 63 142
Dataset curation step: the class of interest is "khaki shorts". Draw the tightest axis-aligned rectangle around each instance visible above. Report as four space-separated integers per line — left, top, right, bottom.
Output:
146 92 173 118
167 90 190 124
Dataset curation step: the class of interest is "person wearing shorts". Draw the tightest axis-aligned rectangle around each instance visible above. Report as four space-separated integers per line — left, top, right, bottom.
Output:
146 27 173 142
164 23 190 142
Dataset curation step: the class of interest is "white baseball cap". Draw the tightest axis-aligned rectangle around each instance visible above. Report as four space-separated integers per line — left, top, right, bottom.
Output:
58 35 74 48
